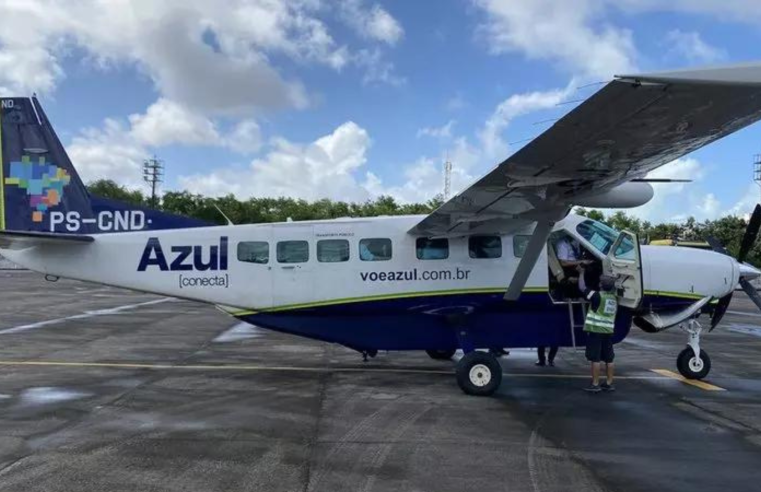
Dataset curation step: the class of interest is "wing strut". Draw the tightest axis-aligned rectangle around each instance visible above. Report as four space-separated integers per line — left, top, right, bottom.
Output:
504 221 553 301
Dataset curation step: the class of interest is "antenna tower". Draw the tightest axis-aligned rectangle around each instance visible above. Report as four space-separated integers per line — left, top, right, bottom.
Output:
755 154 761 202
143 155 164 208
443 157 452 200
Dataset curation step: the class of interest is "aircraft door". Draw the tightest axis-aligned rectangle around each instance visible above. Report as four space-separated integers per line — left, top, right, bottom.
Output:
272 225 314 307
604 230 643 309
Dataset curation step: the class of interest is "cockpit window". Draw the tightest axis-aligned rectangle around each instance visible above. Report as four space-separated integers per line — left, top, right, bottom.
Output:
575 220 619 255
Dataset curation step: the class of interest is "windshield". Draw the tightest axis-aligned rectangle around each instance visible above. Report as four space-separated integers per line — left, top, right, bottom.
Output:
575 220 620 255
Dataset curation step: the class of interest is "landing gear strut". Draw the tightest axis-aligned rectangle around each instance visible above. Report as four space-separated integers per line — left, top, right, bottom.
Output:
455 351 502 396
676 318 712 379
361 349 377 362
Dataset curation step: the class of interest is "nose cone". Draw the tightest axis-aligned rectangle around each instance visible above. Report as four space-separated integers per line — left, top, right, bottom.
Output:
739 262 761 281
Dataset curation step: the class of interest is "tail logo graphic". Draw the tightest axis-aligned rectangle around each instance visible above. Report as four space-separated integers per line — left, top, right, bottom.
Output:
4 155 71 222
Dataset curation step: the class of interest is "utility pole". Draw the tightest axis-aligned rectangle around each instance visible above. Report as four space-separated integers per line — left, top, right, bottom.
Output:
143 155 164 208
443 156 452 200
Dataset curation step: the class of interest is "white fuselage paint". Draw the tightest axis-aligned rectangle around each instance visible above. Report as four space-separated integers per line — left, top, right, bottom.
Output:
0 214 739 312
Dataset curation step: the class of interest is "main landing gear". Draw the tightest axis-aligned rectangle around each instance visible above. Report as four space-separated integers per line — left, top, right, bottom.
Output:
676 318 712 379
455 351 503 396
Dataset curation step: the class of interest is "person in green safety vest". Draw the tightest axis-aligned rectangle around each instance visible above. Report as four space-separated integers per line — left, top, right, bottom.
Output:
583 275 618 393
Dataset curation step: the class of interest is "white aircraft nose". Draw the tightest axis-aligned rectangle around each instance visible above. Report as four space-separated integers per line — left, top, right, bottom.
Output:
739 261 761 280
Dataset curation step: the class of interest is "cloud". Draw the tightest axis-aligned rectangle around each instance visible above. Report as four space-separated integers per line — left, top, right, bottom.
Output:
479 85 572 159
0 1 403 108
179 121 375 201
129 98 221 148
68 119 147 188
67 97 264 188
337 0 404 45
445 94 467 111
417 120 456 140
665 29 725 63
624 157 705 222
354 48 405 86
473 0 637 81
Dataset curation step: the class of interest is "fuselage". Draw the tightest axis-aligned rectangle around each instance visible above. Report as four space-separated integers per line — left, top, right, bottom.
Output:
1 213 740 351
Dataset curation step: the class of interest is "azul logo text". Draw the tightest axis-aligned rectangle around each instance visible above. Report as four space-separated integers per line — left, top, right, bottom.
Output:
51 210 147 232
138 237 229 272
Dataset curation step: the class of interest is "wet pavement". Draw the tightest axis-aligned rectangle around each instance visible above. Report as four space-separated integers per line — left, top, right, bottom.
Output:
1 270 761 492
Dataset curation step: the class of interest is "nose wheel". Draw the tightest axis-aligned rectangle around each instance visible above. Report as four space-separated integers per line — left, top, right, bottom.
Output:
677 318 712 379
455 351 502 396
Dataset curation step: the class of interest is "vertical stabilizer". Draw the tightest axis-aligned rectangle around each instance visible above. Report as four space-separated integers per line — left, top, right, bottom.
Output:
1 97 211 233
1 97 94 232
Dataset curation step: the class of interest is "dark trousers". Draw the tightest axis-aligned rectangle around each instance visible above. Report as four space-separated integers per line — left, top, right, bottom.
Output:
537 346 559 364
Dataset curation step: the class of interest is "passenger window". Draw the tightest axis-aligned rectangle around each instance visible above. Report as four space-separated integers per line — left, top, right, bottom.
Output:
277 240 309 263
359 238 392 261
469 236 502 259
317 239 350 262
416 238 449 260
513 235 530 258
237 241 269 264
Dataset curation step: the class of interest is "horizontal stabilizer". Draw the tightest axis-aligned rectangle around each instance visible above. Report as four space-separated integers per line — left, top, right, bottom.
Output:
0 230 93 249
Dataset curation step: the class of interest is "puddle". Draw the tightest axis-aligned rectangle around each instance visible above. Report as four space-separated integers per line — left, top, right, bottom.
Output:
213 322 263 342
728 323 761 338
20 387 90 405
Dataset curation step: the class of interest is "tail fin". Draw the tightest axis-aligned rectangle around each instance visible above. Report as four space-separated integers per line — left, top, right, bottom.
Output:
1 97 210 233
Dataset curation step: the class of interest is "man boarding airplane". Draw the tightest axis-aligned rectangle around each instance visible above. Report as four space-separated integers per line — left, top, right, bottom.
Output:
3 63 761 397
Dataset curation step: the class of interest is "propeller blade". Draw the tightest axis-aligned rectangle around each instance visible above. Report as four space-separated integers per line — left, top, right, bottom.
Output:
738 204 761 263
705 235 730 256
710 293 733 332
740 278 761 312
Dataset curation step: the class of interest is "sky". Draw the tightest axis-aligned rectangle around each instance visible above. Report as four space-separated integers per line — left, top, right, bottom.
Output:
2 0 761 224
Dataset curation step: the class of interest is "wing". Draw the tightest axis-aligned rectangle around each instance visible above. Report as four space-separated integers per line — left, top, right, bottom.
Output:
410 62 761 237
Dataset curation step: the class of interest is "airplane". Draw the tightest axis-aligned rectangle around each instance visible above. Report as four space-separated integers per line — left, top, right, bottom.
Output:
3 63 761 397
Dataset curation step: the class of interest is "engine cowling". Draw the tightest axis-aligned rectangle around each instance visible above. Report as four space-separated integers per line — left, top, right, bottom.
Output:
574 182 654 209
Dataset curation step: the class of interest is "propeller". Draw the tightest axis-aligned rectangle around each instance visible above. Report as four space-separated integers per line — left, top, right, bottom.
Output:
708 204 761 330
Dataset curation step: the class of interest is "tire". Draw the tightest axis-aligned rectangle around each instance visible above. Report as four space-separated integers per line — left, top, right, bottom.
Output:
676 347 711 380
426 349 456 360
455 351 503 396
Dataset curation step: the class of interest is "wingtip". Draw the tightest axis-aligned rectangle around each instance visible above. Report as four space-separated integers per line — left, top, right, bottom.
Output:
615 61 761 86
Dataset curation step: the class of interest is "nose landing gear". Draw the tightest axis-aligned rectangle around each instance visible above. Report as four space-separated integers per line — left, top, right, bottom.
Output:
676 318 712 379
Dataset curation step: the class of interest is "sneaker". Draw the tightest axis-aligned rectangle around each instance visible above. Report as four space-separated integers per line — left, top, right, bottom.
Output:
584 384 602 393
548 360 555 367
601 383 616 392
535 360 546 367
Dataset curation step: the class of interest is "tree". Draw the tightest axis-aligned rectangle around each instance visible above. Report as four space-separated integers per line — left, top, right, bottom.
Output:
87 179 146 206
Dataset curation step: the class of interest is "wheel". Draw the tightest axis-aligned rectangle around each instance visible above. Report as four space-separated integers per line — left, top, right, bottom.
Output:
455 351 502 396
676 347 711 379
426 349 456 360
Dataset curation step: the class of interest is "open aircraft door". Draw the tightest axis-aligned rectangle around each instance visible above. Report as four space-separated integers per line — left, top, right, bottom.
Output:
604 231 643 309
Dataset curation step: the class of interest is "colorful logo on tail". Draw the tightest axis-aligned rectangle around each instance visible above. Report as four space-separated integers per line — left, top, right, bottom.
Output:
4 155 70 222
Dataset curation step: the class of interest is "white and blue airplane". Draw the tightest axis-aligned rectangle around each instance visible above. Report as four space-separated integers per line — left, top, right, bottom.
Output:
3 63 761 396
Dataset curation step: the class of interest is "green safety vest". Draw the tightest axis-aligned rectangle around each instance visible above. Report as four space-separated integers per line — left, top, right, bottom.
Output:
584 291 618 334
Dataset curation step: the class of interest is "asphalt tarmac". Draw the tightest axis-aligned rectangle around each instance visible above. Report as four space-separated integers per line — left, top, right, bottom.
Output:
1 270 761 492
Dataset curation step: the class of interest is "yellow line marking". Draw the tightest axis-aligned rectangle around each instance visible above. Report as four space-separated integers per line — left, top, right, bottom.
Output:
0 104 5 231
651 369 726 391
0 360 668 380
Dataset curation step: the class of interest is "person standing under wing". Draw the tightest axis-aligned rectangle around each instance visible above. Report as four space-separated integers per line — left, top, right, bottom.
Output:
582 275 618 393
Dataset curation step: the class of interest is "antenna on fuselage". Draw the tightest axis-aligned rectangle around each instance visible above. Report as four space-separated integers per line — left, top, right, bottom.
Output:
213 204 235 226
